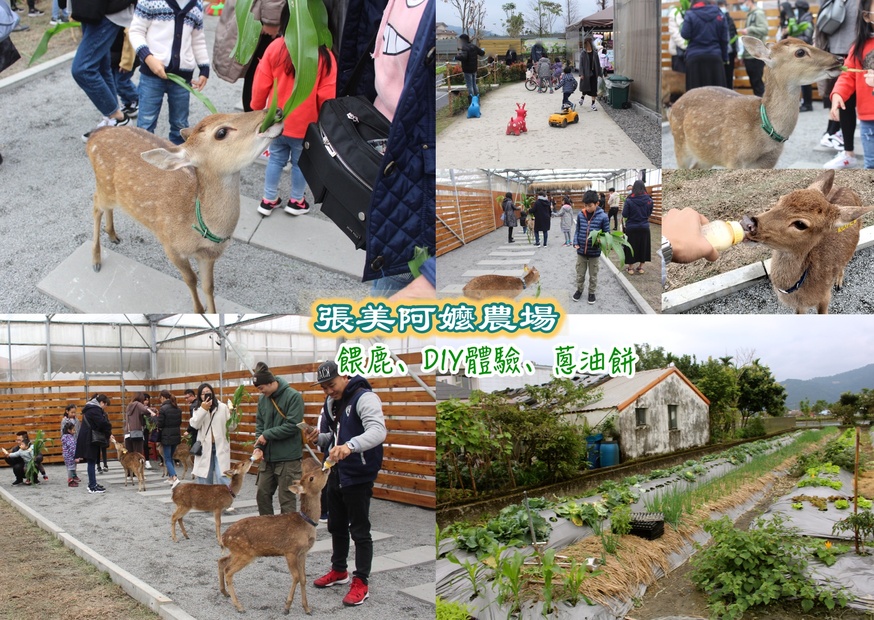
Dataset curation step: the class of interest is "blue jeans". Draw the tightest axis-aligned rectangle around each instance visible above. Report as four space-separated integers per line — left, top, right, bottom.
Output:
263 135 305 202
463 72 479 97
137 72 190 145
71 18 122 118
163 443 177 478
196 445 230 485
370 271 415 296
861 120 874 169
534 230 548 245
87 459 97 489
113 68 138 107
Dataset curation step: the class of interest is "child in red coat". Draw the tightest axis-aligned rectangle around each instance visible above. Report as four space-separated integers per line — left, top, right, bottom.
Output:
250 41 337 216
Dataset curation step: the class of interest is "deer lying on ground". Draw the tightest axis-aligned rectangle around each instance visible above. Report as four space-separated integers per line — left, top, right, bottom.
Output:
156 440 194 480
670 37 841 168
170 458 253 545
111 437 146 491
218 459 329 614
85 110 283 312
462 265 540 300
741 170 873 314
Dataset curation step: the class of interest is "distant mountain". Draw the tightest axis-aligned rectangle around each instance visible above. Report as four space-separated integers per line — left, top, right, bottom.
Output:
781 363 874 409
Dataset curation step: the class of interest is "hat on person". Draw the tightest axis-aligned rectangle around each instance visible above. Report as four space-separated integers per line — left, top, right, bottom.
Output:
314 360 340 385
252 362 276 387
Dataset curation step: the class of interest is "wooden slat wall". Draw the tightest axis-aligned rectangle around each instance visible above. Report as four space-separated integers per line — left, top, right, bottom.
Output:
0 353 435 508
662 2 822 100
437 184 504 256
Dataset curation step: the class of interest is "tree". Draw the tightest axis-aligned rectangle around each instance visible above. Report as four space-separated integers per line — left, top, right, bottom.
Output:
445 0 486 37
799 398 812 415
832 392 861 426
736 360 787 427
526 0 562 35
564 0 579 29
696 358 740 442
813 399 830 414
506 13 525 37
635 344 670 371
595 0 610 10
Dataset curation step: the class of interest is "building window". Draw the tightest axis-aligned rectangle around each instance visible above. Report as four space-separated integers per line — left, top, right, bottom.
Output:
668 405 678 430
635 407 647 427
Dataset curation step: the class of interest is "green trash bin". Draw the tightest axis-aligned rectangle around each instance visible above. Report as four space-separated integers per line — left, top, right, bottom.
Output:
607 75 633 109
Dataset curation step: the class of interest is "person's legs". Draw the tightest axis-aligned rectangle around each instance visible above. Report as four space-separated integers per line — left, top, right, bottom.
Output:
588 256 600 294
534 230 540 245
542 230 548 246
508 225 514 242
101 445 108 469
369 272 415 296
72 18 123 117
859 120 874 169
575 253 588 292
136 73 164 135
114 68 138 107
276 459 302 514
212 447 230 485
9 457 25 483
166 80 190 145
743 58 765 98
164 443 177 478
263 135 292 201
256 461 279 515
87 459 97 489
326 470 350 573
343 482 374 581
287 138 306 203
840 94 857 154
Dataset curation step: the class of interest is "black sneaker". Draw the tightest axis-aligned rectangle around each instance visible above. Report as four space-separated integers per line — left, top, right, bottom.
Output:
88 487 106 494
95 484 106 491
82 112 131 143
572 290 582 302
258 197 282 216
121 101 139 118
588 293 596 304
27 9 44 16
12 5 24 11
284 197 311 216
12 480 23 486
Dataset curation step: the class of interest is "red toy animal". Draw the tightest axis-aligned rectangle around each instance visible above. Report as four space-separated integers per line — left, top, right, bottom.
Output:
506 117 522 136
506 103 528 136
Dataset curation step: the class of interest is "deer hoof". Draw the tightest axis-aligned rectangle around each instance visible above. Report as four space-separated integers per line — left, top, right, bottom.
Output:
93 263 101 273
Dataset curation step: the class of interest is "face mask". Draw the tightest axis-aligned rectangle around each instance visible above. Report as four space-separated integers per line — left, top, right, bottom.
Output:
741 4 750 11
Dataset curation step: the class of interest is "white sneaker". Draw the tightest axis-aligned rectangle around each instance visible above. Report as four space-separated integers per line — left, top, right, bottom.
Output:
144 461 152 470
823 150 857 169
820 133 837 148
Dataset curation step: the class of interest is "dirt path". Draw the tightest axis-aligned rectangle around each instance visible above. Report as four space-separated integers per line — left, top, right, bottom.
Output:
632 472 872 620
0 498 158 620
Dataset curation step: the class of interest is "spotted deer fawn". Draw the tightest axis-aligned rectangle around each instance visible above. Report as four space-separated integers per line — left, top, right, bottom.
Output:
111 437 146 491
741 170 873 313
170 458 253 545
218 459 329 614
85 110 283 312
462 265 540 300
670 37 841 168
156 440 194 480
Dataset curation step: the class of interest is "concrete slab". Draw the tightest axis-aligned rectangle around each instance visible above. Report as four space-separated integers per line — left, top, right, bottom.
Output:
141 489 174 497
311 530 392 554
0 51 76 92
381 545 434 567
489 251 537 257
37 243 255 313
662 262 768 314
400 582 436 606
439 284 466 294
155 603 200 620
370 556 407 573
237 196 365 279
461 269 523 277
477 259 532 265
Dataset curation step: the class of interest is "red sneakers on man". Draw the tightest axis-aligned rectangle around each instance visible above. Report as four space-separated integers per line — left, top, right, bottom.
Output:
313 569 350 588
342 577 369 606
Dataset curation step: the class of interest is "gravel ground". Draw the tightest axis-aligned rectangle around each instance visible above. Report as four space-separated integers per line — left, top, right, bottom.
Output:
681 244 874 314
2 463 435 620
600 101 662 168
0 15 369 312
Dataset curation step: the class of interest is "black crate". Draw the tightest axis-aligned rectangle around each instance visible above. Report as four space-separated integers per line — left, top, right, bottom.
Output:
629 512 665 540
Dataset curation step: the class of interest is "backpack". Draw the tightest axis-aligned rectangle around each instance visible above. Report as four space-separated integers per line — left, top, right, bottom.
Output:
0 0 20 42
816 0 847 36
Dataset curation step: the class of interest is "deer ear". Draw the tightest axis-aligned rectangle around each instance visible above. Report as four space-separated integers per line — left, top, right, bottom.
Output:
288 483 305 495
179 127 193 141
742 36 772 64
141 147 193 171
833 205 874 228
807 170 835 196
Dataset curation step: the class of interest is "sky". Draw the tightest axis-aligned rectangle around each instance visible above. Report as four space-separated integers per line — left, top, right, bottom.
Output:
437 314 874 383
437 0 605 35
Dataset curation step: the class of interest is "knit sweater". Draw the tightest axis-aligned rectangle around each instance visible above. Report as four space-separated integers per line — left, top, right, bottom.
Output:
129 0 210 81
250 38 338 139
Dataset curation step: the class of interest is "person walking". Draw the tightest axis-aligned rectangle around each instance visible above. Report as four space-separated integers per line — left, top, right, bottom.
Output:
502 192 518 243
251 361 304 515
455 33 484 101
578 35 602 110
309 361 387 607
531 193 552 247
156 390 183 486
190 383 236 485
681 0 728 91
716 0 738 89
668 1 687 73
124 392 150 459
558 196 574 246
738 0 768 97
572 189 610 304
74 394 114 494
606 187 620 232
622 180 654 274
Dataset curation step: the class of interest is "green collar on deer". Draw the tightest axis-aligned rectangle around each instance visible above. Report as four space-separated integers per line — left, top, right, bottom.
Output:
837 219 858 233
760 104 788 143
191 198 229 244
778 266 809 295
297 511 318 527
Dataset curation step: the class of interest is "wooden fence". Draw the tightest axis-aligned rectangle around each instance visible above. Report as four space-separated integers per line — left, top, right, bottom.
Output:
662 2 823 101
0 353 435 508
437 184 663 256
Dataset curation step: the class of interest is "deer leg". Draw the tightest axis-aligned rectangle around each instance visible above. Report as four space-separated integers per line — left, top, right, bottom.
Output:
104 208 120 244
171 506 190 542
836 266 846 291
196 255 218 313
92 198 104 272
283 553 299 614
223 554 254 613
218 554 230 596
164 248 205 313
297 551 310 614
214 509 223 547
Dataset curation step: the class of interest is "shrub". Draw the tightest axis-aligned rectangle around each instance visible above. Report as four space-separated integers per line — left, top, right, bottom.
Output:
738 416 766 438
610 504 632 536
436 597 473 620
691 515 847 619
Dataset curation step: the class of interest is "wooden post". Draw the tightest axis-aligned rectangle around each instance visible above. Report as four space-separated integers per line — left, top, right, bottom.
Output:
855 426 860 554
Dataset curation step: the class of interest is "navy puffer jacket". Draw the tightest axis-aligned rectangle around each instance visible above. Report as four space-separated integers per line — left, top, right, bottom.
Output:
574 208 610 257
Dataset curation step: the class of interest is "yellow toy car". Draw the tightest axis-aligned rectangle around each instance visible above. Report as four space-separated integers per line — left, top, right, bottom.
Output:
548 107 579 127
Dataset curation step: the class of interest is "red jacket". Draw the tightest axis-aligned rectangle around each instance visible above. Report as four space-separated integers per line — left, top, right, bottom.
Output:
831 39 874 121
250 39 338 139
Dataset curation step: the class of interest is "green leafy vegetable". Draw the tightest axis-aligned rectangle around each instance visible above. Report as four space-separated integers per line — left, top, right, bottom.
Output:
28 21 80 66
166 73 218 114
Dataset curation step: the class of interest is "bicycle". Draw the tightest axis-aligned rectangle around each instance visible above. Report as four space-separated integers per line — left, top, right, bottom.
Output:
524 75 560 92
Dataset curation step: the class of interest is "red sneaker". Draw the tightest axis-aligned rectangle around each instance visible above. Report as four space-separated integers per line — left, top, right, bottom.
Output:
313 569 349 588
342 577 369 606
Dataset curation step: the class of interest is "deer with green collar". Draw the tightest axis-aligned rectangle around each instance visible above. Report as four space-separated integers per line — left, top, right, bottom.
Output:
85 110 283 312
741 170 873 313
670 37 841 169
